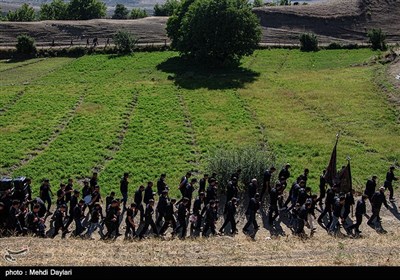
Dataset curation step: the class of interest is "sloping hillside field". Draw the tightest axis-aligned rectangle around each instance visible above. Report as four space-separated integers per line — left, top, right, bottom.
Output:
0 49 399 194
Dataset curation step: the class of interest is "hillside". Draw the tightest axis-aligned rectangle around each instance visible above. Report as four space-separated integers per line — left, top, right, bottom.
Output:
0 49 399 193
1 0 399 47
254 0 400 44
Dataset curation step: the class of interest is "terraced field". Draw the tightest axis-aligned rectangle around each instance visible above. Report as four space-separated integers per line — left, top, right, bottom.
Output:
0 49 399 196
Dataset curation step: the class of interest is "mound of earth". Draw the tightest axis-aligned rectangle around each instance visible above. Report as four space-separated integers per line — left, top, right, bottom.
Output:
254 0 400 45
0 0 399 48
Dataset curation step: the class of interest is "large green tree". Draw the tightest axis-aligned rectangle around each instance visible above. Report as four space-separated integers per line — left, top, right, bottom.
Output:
153 0 181 16
7 3 36 22
167 0 261 66
67 0 106 20
112 3 129 19
39 0 68 20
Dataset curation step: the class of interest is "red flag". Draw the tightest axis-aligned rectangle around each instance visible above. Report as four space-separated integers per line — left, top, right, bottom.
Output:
339 161 352 193
324 138 338 187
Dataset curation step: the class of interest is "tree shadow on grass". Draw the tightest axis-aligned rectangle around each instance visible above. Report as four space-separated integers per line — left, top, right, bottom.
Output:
156 56 260 90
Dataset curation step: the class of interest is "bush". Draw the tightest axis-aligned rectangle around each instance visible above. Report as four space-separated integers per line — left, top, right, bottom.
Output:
207 145 276 191
7 3 36 22
367 28 387 51
112 3 129 19
326 42 342 50
154 0 181 16
253 0 264 7
16 34 37 55
130 8 148 19
113 30 138 54
299 33 318 52
167 0 261 66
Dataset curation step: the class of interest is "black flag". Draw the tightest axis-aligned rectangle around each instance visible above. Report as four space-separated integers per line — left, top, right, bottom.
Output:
339 161 352 193
324 135 339 187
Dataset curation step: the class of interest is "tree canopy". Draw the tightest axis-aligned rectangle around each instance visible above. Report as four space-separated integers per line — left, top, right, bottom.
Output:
166 0 261 66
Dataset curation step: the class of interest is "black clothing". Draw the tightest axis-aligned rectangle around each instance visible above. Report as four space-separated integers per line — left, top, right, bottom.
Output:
143 187 154 205
120 178 129 193
278 168 290 180
157 178 167 195
364 179 377 199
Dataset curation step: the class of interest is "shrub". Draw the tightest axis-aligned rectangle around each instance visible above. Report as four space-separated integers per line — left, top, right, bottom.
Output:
16 34 37 55
39 0 68 20
299 33 318 52
113 30 138 54
206 145 277 191
253 0 264 7
326 42 342 50
7 3 36 22
130 8 148 19
153 0 181 16
112 3 129 19
367 28 387 51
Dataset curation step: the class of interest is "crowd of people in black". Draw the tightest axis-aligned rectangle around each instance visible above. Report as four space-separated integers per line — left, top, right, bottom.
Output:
0 165 397 240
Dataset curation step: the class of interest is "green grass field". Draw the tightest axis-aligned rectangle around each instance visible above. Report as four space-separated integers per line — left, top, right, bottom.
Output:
0 49 398 197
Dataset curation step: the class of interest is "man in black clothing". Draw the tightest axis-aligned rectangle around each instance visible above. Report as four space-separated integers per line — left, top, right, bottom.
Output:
26 204 45 237
185 178 197 210
179 172 191 198
125 203 137 239
278 163 291 181
219 197 238 234
56 183 66 209
202 199 218 237
24 178 33 202
65 178 74 204
156 190 169 227
343 190 355 228
138 199 158 239
143 181 155 205
174 197 189 239
328 195 345 234
104 200 119 239
367 187 389 227
0 202 6 237
40 179 53 214
192 192 205 232
106 191 116 211
248 178 258 199
384 166 398 202
297 168 309 187
85 202 104 239
82 180 91 198
51 204 67 238
134 185 145 223
90 172 98 193
296 200 311 237
120 172 129 210
65 190 79 229
348 194 368 235
268 184 280 225
205 179 217 205
7 200 22 235
73 199 85 237
316 170 327 206
198 174 208 195
261 166 276 201
225 177 238 214
159 198 177 236
243 193 261 234
157 174 168 196
317 186 336 226
364 175 378 203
